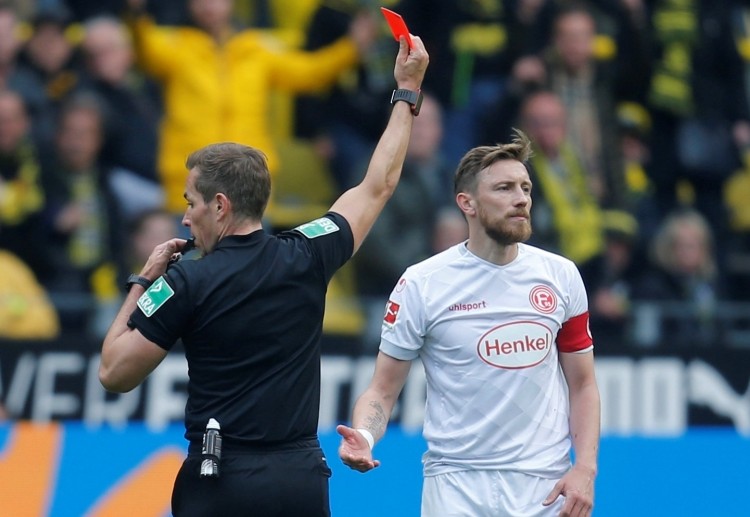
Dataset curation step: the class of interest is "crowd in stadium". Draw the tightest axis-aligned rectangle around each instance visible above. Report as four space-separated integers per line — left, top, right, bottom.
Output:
2 0 750 353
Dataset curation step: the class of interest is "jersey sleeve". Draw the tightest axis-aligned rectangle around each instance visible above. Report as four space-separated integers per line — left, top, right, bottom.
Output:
379 269 425 361
290 212 354 282
127 265 193 350
557 263 593 353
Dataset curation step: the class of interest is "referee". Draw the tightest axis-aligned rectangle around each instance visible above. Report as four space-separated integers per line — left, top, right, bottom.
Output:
99 34 428 516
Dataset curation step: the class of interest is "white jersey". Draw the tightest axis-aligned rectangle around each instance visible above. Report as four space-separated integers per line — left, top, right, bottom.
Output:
380 242 592 478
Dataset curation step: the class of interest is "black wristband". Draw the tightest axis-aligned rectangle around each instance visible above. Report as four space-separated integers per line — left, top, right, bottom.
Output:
125 274 153 292
390 89 423 116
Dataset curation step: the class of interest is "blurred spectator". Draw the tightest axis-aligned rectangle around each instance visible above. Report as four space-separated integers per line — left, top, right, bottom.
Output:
0 249 60 340
62 0 122 20
294 0 398 190
84 207 181 339
0 1 44 105
644 0 750 247
0 88 53 281
518 89 604 264
723 160 750 302
62 0 192 24
353 93 447 297
352 92 453 348
16 2 84 147
125 0 374 216
40 93 126 333
432 206 468 253
79 15 161 185
126 207 180 280
398 89 454 207
483 0 650 209
399 0 533 168
736 0 750 110
632 208 726 347
579 209 642 350
0 2 20 88
616 100 661 245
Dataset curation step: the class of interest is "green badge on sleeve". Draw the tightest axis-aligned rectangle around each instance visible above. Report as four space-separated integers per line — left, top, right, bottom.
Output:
137 276 175 317
295 217 340 239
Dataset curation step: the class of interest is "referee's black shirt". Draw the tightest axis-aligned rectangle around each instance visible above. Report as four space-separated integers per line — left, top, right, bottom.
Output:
128 212 353 447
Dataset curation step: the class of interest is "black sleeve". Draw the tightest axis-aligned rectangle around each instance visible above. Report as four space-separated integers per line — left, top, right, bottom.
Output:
127 265 193 350
289 212 354 283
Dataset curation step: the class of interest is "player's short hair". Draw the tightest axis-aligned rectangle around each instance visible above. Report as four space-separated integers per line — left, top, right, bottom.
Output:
454 129 533 195
186 142 271 221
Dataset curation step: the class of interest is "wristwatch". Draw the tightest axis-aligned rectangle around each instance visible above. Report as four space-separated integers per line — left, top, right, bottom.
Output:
125 274 153 292
390 88 423 116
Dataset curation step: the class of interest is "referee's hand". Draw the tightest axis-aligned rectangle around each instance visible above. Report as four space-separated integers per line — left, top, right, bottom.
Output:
140 238 190 280
336 424 380 473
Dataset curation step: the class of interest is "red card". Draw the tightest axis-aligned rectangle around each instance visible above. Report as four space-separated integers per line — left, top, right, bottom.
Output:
380 7 413 49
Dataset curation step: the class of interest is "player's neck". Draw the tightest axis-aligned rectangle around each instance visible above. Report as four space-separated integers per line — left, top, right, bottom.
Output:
466 237 519 266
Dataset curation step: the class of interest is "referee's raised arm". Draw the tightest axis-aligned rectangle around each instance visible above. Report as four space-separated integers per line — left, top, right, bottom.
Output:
329 34 428 254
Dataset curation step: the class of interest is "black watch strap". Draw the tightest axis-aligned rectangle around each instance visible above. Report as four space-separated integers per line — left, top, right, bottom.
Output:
126 274 153 292
390 88 423 116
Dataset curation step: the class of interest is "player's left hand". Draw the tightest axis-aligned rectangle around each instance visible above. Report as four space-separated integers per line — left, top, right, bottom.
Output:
543 463 595 517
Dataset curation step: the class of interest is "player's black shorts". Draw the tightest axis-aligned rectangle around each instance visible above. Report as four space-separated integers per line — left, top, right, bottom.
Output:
172 439 332 517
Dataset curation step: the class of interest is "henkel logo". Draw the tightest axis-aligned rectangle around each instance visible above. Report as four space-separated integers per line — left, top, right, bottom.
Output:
383 300 400 326
477 321 553 369
530 285 557 314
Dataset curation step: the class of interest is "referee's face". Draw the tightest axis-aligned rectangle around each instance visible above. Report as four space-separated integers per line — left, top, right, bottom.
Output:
182 168 218 253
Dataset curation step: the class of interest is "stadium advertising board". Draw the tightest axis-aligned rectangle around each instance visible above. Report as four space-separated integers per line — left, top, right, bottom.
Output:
1 346 749 434
0 345 748 516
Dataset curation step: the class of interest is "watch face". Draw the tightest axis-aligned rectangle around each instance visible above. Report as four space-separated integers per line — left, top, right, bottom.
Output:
413 92 424 115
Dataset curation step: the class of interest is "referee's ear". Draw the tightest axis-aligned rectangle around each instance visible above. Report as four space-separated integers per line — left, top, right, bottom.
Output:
214 193 230 219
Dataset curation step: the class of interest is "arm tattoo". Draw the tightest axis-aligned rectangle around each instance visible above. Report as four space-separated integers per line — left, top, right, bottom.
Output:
363 400 387 437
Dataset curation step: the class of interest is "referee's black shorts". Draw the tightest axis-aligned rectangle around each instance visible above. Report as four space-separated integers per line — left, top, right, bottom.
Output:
172 439 332 517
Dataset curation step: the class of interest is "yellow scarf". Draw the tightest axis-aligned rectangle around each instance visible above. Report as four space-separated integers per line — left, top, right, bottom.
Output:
0 142 44 225
647 0 698 116
530 143 603 264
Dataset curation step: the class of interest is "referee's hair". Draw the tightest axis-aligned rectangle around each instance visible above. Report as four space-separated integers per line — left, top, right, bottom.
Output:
186 142 271 220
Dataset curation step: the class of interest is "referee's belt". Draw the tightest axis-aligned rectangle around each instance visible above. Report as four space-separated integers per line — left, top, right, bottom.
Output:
188 437 321 455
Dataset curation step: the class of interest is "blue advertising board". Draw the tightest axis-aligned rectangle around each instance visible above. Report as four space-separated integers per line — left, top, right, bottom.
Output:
0 423 747 517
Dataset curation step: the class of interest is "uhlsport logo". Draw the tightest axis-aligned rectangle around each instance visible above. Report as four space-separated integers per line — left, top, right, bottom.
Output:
477 321 553 369
529 285 557 314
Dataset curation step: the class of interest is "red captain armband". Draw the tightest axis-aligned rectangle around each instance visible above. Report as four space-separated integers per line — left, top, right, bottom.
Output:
556 312 593 353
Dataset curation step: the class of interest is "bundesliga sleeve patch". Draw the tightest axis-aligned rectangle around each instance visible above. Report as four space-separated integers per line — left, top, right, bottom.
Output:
295 217 340 239
137 276 175 317
383 300 400 327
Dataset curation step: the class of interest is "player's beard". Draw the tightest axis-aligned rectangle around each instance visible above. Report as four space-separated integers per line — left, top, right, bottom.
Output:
479 206 532 246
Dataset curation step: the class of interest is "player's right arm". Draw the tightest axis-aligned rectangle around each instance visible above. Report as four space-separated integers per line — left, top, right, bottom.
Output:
329 35 428 254
337 351 411 472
